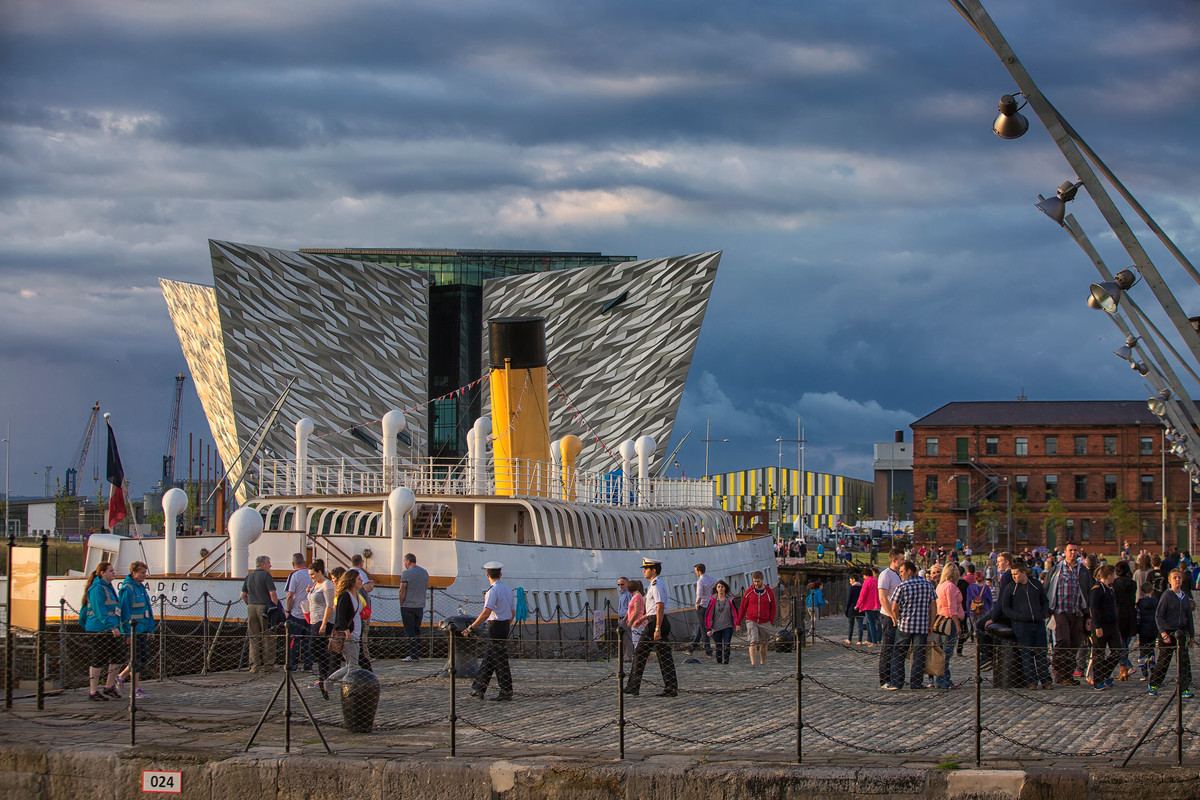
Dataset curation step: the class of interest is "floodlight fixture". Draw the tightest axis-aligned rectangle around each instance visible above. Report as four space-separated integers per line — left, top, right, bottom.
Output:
1148 389 1172 417
1036 180 1084 226
1113 335 1139 362
1089 268 1138 313
992 93 1029 139
1131 361 1150 376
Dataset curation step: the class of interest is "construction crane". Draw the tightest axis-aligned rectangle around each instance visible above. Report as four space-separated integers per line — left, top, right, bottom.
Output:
161 373 186 489
65 402 101 497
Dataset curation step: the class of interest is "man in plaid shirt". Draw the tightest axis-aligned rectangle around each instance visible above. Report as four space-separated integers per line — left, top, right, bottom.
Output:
1044 544 1091 685
887 561 938 690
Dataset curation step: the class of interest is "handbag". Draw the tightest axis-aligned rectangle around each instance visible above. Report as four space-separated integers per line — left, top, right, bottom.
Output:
933 614 957 637
925 641 947 676
264 601 287 628
358 593 371 620
327 630 346 654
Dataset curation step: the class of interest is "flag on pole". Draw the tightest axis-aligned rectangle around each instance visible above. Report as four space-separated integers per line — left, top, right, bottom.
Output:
105 415 128 529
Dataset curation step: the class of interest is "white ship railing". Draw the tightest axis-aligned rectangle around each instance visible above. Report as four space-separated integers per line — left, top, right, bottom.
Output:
255 456 720 509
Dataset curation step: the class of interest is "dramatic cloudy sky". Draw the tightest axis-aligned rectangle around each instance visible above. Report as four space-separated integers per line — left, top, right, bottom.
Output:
2 0 1198 499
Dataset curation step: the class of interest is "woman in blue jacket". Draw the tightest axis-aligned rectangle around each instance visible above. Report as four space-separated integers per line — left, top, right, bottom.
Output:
80 562 125 701
117 561 156 697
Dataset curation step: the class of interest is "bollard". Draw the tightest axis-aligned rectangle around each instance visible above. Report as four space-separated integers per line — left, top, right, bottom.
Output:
339 669 380 733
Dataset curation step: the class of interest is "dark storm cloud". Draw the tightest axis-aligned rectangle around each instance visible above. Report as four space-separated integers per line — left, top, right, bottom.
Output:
0 0 1197 494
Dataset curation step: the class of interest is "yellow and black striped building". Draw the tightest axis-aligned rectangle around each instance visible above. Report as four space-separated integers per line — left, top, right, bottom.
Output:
714 467 873 532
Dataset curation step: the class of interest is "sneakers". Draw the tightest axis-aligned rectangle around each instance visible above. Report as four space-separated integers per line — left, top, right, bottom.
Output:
115 674 125 693
401 656 417 662
1093 681 1110 691
88 691 108 701
1072 670 1083 677
1148 685 1159 696
102 686 121 699
882 684 900 691
1182 689 1194 699
135 688 150 699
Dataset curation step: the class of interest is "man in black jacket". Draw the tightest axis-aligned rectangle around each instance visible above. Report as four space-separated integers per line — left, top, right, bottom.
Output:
1148 569 1195 698
1001 562 1053 689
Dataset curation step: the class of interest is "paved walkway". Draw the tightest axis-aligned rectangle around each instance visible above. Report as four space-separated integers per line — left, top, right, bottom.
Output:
1 616 1196 768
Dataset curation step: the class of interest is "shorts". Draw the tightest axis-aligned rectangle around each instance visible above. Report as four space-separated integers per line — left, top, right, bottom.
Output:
745 620 776 645
90 630 127 669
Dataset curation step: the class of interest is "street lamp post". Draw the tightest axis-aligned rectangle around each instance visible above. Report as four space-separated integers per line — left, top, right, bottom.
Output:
2 423 9 539
777 435 802 541
701 418 730 480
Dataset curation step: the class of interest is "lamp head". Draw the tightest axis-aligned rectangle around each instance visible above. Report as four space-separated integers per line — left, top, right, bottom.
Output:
1113 335 1138 362
1132 361 1150 376
1035 180 1084 226
1148 389 1171 417
992 94 1029 139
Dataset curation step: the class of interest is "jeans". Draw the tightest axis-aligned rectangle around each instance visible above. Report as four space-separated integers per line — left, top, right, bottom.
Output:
1117 634 1133 669
1051 612 1086 681
1011 620 1052 685
877 616 897 686
1148 632 1192 690
862 609 880 644
626 616 677 694
1091 629 1120 684
401 606 424 659
847 614 865 643
472 619 513 697
691 604 713 653
890 630 928 689
286 616 311 670
328 637 360 682
936 630 958 688
711 627 733 664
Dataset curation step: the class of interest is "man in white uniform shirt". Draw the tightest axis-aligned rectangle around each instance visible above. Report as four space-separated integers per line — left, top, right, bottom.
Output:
623 558 679 697
467 561 515 701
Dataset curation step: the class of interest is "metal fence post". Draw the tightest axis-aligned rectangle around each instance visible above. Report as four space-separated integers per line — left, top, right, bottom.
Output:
617 630 625 760
795 595 802 765
428 586 435 660
584 602 591 661
449 627 457 757
36 534 47 710
974 631 982 768
555 604 563 657
159 595 166 681
58 599 67 689
1176 635 1184 766
5 534 15 710
202 593 209 675
129 620 137 746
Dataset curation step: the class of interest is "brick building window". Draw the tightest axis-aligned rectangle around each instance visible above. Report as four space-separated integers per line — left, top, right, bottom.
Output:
1015 520 1028 542
1140 475 1154 502
985 437 999 455
1104 520 1115 542
1045 474 1058 498
1104 474 1118 500
1104 436 1117 455
925 475 938 501
1074 474 1088 501
1064 519 1075 541
1142 518 1155 541
1015 437 1028 455
1080 519 1091 542
1046 436 1058 455
1140 437 1153 456
1074 436 1087 455
1015 475 1028 500
926 437 938 456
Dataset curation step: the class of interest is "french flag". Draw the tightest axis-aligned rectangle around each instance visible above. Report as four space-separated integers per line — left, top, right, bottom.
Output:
104 415 128 529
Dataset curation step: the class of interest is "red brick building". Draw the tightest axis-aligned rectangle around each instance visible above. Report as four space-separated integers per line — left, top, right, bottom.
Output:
911 401 1194 554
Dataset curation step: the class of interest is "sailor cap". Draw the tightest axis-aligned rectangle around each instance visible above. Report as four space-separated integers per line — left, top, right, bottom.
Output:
483 561 504 570
641 557 662 568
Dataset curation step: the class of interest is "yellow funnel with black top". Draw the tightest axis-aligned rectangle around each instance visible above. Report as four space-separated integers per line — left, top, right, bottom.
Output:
488 317 551 497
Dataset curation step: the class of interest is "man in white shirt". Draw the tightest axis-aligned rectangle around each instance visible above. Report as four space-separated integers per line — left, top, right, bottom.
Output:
623 558 679 697
688 563 717 657
284 553 313 671
468 561 516 701
876 548 905 690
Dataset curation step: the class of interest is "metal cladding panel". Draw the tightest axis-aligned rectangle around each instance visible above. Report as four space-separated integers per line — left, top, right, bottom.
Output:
482 252 720 474
160 278 243 497
199 241 430 490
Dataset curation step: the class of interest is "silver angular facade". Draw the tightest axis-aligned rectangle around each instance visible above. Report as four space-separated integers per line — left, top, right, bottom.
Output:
163 241 431 500
482 252 720 473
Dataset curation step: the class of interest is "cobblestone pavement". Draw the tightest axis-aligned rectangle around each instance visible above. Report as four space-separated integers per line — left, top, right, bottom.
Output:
1 616 1196 768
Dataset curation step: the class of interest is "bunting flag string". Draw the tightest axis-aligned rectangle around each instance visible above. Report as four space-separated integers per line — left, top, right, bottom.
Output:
546 366 620 464
313 374 491 441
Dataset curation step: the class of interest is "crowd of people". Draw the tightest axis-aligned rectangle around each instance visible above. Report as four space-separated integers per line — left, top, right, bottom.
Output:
854 544 1197 695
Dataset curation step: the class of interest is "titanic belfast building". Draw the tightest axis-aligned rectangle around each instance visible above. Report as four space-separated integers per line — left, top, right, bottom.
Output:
161 242 720 499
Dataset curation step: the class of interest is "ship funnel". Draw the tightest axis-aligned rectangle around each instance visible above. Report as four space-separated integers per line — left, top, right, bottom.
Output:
382 410 406 489
388 487 416 576
229 506 264 579
162 487 187 575
635 435 656 508
487 317 550 497
619 440 637 506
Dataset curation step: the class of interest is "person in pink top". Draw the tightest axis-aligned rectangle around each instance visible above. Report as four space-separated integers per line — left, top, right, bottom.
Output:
624 580 647 652
856 567 882 645
934 563 965 689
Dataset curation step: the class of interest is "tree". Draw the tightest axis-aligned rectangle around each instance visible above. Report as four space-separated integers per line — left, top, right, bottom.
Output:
915 493 939 542
974 498 1004 547
1106 493 1139 544
53 478 74 533
1043 495 1068 544
890 490 908 520
145 510 165 534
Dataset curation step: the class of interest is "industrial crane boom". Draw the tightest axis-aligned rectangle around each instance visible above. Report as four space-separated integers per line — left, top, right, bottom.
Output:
162 373 186 488
65 402 101 497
